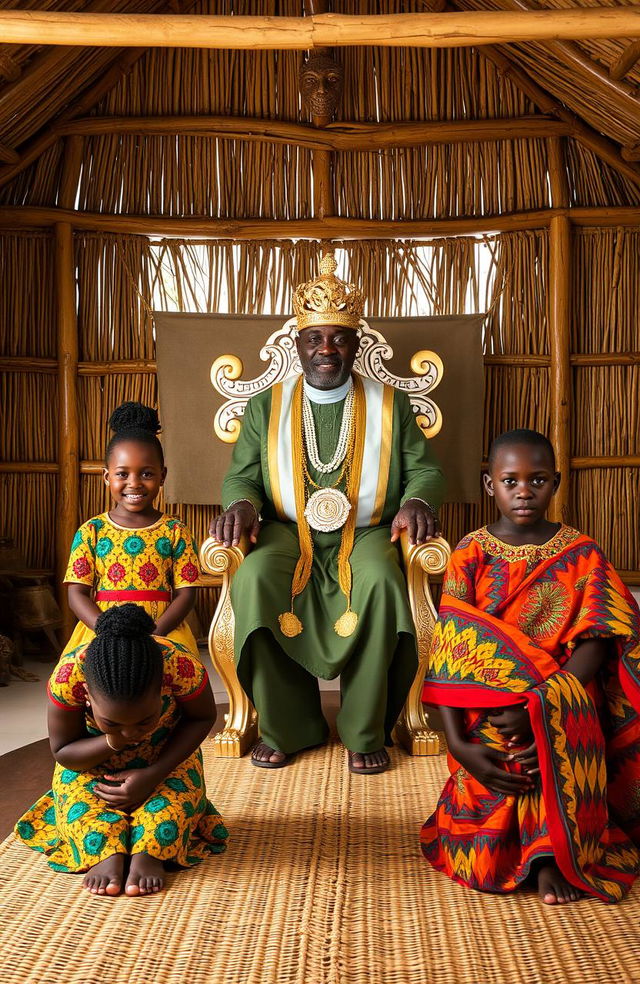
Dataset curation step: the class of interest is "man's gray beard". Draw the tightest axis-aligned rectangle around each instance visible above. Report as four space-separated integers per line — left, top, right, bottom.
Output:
304 367 347 390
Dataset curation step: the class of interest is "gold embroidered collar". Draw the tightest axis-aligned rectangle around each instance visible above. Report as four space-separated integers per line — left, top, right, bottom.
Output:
472 524 580 563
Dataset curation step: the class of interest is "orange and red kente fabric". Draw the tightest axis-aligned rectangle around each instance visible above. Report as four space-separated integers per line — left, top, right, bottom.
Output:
421 525 640 902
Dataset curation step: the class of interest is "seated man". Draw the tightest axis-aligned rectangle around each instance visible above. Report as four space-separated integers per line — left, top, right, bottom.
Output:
211 255 445 774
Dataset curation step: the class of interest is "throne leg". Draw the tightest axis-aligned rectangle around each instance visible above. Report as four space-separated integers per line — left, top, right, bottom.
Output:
201 538 258 757
394 536 451 756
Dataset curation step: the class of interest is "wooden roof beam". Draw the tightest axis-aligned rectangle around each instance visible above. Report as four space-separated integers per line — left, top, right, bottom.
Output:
0 9 639 49
610 40 640 81
57 113 569 148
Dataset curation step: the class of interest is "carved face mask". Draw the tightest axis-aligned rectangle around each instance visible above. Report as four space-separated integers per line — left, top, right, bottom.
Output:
299 54 343 119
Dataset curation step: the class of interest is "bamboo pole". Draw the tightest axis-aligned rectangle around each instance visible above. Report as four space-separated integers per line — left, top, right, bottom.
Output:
57 113 570 148
57 136 84 209
0 204 561 238
3 205 640 238
549 214 572 524
55 222 79 636
572 457 640 469
0 9 639 49
610 40 640 80
547 136 569 209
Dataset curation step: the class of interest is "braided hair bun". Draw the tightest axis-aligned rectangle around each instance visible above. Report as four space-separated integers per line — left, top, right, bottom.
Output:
85 603 163 701
109 402 161 437
94 603 155 640
105 401 164 465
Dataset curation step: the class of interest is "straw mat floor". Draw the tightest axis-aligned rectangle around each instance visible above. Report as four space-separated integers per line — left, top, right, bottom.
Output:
1 739 640 984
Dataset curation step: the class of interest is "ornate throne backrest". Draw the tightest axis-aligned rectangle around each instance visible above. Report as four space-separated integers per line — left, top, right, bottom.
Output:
210 317 444 444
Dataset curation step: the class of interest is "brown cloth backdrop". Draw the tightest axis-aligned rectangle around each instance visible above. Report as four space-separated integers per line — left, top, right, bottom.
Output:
154 313 484 505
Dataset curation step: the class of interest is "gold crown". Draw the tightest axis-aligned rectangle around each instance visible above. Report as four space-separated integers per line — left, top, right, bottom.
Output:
292 254 365 331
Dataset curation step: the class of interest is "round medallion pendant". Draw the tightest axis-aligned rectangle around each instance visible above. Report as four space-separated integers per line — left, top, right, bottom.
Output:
304 488 351 532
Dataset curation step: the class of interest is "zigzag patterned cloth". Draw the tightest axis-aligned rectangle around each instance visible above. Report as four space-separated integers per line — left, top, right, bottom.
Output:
421 525 640 902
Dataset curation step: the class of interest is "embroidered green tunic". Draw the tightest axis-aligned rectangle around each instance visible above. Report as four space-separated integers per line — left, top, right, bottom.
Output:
222 374 445 753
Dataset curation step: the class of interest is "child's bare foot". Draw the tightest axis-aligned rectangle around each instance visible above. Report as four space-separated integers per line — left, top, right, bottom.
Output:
538 863 581 904
125 852 164 896
82 854 125 896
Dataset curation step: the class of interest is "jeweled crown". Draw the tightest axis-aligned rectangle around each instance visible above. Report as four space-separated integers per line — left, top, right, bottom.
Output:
292 254 365 331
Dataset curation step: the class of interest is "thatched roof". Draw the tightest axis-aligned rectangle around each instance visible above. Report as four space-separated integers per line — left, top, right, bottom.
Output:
0 0 639 208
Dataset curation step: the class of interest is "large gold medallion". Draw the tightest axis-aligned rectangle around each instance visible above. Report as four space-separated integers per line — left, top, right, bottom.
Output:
304 488 351 532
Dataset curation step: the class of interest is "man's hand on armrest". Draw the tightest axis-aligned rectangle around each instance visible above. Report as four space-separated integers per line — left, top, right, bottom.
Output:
210 500 261 548
390 498 440 546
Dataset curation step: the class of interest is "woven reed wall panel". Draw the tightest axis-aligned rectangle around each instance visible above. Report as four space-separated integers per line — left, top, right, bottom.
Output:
0 232 56 357
566 142 640 208
76 136 312 219
0 143 65 208
0 474 57 569
336 40 537 122
571 470 638 572
335 141 551 220
0 374 57 462
483 230 549 355
573 230 640 352
573 367 640 458
76 234 155 360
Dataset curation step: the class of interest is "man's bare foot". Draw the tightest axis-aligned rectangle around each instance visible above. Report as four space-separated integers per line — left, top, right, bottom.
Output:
82 853 125 896
538 863 581 904
251 741 291 769
125 853 164 896
348 748 390 775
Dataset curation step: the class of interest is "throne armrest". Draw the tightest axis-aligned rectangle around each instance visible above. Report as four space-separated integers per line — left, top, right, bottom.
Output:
199 533 258 757
395 532 451 755
200 533 252 579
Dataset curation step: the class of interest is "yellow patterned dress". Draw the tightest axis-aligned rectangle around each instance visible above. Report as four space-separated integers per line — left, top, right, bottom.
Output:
15 640 228 871
63 513 202 658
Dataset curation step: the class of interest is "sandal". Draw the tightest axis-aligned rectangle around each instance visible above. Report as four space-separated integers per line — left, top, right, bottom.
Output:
251 742 292 769
348 749 390 775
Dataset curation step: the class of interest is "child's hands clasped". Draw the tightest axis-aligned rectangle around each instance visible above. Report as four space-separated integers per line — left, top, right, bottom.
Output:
454 743 535 796
487 704 533 744
94 769 159 811
487 704 540 777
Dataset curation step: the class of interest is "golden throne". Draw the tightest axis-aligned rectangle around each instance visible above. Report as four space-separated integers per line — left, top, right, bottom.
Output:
199 318 451 758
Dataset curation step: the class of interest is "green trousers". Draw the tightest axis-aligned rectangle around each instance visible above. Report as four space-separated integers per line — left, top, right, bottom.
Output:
238 627 416 754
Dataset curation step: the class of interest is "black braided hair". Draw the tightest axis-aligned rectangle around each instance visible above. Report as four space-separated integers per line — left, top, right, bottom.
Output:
487 428 556 471
84 604 163 701
105 401 164 466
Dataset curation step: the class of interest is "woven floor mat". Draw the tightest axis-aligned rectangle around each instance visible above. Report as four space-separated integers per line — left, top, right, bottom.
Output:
1 739 639 984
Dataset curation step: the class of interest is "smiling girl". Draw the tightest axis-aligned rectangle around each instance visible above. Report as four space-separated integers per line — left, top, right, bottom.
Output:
62 402 201 662
421 429 640 906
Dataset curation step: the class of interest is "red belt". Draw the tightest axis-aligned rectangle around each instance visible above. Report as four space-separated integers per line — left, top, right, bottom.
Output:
95 590 171 601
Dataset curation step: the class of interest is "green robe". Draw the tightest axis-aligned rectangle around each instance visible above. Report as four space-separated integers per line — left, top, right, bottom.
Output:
222 376 445 753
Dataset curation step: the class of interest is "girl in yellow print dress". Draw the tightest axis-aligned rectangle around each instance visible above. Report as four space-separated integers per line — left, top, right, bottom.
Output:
64 402 201 660
15 604 228 896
